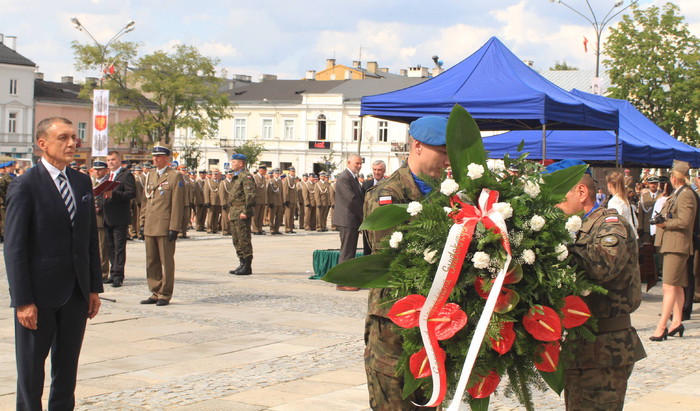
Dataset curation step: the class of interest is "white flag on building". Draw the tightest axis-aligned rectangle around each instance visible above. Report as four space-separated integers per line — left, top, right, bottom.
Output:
92 89 110 157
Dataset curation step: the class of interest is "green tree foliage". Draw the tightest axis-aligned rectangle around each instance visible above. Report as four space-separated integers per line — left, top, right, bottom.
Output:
604 3 700 144
179 140 203 171
72 41 233 147
549 60 578 71
230 140 266 167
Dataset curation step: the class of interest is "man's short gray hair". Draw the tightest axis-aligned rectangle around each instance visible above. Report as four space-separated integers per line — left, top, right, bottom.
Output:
372 160 386 169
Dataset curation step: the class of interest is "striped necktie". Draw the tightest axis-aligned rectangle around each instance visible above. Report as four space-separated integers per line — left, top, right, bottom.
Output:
58 173 76 225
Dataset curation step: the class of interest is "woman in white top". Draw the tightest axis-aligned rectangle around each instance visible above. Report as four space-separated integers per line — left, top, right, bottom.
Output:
650 179 672 237
606 171 639 238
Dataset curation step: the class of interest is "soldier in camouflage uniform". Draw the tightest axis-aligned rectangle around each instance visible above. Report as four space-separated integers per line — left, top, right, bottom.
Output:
552 159 646 411
226 154 256 276
0 161 15 242
363 116 449 410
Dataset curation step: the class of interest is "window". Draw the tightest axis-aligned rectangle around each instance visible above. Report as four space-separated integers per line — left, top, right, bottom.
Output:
352 120 360 141
77 122 87 141
9 79 18 95
262 119 273 139
234 118 247 139
284 120 294 140
317 114 327 140
8 113 17 133
378 121 388 142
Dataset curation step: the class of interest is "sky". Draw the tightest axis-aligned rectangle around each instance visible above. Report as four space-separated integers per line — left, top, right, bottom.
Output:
2 0 700 83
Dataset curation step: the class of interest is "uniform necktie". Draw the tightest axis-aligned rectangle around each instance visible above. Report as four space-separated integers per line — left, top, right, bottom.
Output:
58 173 76 225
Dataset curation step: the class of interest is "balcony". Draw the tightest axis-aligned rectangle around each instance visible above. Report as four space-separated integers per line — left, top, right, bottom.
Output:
390 142 409 153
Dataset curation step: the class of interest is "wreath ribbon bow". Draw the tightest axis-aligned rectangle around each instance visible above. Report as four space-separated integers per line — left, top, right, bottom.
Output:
416 189 512 408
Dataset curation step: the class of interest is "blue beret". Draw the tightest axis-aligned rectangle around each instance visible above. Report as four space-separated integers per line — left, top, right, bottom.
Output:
93 160 107 169
152 146 171 156
231 153 247 160
409 116 448 146
544 159 591 175
0 162 7 168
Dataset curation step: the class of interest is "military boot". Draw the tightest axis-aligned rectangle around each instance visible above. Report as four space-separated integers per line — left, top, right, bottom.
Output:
235 256 253 276
228 258 245 275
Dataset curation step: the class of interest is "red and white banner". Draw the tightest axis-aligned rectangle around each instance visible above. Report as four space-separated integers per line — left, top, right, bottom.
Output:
92 89 110 157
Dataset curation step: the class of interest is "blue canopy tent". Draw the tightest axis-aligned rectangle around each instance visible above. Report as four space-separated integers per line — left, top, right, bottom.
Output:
483 90 700 167
361 37 619 133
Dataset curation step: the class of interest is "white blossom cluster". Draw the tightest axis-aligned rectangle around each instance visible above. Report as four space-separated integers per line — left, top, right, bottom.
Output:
406 201 423 216
491 202 513 219
423 248 438 264
565 215 582 233
522 249 536 265
389 231 403 248
472 251 491 269
440 178 460 196
467 163 485 180
529 215 545 232
523 180 541 198
555 244 569 261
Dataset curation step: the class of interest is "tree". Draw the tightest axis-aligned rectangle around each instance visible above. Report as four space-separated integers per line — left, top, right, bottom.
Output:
72 42 233 147
320 150 341 175
604 2 700 144
229 140 266 167
549 60 578 71
179 140 203 171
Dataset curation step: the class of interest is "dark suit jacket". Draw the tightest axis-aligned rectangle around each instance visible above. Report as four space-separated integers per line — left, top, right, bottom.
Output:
4 162 103 308
103 168 136 226
332 168 364 229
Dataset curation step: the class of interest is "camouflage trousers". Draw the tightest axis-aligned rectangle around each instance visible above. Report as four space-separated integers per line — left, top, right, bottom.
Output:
364 314 436 411
564 364 634 411
231 218 252 259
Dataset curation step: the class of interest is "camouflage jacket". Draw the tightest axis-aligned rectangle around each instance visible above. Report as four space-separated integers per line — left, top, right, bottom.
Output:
227 169 255 220
569 206 647 369
0 173 12 205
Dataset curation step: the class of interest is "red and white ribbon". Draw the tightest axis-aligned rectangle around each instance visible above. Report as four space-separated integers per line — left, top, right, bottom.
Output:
415 189 511 408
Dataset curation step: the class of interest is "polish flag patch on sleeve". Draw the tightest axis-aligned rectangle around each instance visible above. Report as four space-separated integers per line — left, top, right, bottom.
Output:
605 216 619 223
379 196 393 205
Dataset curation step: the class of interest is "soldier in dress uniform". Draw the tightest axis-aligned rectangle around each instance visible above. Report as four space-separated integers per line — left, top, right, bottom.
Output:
178 166 193 238
637 176 660 244
303 173 317 231
267 168 284 235
297 173 307 229
314 171 331 232
219 169 235 236
194 170 206 231
131 165 145 240
363 116 450 409
282 166 298 233
226 154 256 275
624 168 635 191
329 176 337 231
204 168 222 234
92 160 111 280
551 159 646 411
252 165 268 235
139 146 184 306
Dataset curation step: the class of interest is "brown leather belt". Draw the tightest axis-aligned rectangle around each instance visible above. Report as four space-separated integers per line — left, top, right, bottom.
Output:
597 314 631 333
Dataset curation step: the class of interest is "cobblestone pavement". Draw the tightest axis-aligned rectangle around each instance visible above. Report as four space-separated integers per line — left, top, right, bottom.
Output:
0 229 698 410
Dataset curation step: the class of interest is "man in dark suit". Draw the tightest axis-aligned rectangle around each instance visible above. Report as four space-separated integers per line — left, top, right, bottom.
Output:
361 160 387 194
103 151 136 287
332 154 365 291
4 117 103 410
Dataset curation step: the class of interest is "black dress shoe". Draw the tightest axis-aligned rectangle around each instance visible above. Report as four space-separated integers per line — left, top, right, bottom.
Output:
112 279 123 288
156 299 169 306
103 278 114 284
140 297 158 304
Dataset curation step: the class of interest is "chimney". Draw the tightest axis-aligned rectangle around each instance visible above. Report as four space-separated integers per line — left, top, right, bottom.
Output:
326 58 336 69
367 61 378 74
352 60 361 68
305 70 316 80
261 74 277 82
344 70 353 80
400 69 407 76
378 67 389 73
35 72 44 80
61 76 74 84
5 36 17 51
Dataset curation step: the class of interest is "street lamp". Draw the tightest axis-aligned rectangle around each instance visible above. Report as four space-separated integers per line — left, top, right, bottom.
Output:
71 17 135 86
549 0 637 78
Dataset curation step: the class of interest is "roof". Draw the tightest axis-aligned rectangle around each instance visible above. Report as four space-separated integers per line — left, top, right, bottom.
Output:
0 42 36 67
540 70 610 95
224 80 345 104
326 77 427 101
34 79 89 104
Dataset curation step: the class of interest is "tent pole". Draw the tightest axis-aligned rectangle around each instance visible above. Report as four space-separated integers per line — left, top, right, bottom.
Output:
541 125 547 165
615 130 620 169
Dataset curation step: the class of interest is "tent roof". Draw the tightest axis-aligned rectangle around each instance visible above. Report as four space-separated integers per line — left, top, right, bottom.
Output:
360 37 619 132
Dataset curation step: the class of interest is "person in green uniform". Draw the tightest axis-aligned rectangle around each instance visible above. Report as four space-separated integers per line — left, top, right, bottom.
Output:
362 116 449 410
552 159 646 411
226 154 256 275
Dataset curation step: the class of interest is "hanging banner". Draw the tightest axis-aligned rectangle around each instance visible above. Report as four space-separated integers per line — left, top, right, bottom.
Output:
92 89 110 157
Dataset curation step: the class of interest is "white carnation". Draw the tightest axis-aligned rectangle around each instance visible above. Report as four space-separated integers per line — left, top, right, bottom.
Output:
522 249 536 265
523 180 541 198
492 202 513 219
389 231 403 248
555 244 569 261
423 248 438 264
467 163 485 180
565 215 582 233
472 251 490 269
440 178 460 196
529 215 545 232
444 206 453 214
406 201 423 216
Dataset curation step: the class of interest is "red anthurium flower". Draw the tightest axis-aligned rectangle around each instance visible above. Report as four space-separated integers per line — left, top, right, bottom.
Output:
534 341 561 372
475 277 519 314
409 346 447 379
430 303 468 340
467 370 501 399
489 321 516 355
523 305 562 341
503 264 523 285
387 294 426 329
561 295 592 329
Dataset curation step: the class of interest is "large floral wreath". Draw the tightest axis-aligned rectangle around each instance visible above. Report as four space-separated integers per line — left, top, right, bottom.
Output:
324 105 606 410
